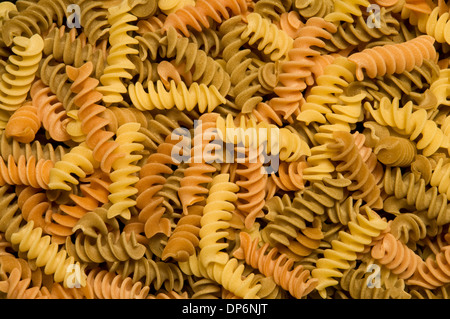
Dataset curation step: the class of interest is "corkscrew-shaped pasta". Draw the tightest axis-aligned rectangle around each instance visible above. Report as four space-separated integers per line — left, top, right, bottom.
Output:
198 174 238 268
428 158 450 201
216 114 311 162
430 68 450 107
48 142 97 191
66 230 147 264
383 166 450 226
179 113 219 214
15 185 49 232
407 245 450 289
311 208 388 298
0 255 47 299
67 62 124 173
83 268 150 299
371 232 423 279
77 0 110 46
269 17 337 120
329 131 383 209
0 34 43 113
323 10 400 53
234 153 267 229
365 97 449 157
108 122 145 220
10 220 86 287
348 35 437 81
324 0 370 24
413 7 450 45
269 159 309 192
218 16 263 113
0 155 53 189
241 12 293 61
52 170 111 238
162 205 202 262
38 55 77 112
43 25 107 80
5 101 40 144
179 254 261 298
234 232 318 298
0 131 68 163
128 80 226 113
29 79 70 142
135 135 177 239
162 0 249 37
97 0 139 104
1 0 66 46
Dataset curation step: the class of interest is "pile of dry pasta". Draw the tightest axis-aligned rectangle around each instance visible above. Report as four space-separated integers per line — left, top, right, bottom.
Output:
0 0 449 299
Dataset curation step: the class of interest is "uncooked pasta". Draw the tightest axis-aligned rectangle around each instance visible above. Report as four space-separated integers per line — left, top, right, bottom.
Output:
1 0 450 300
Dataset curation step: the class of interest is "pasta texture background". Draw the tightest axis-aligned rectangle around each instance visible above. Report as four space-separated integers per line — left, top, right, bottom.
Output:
0 0 450 300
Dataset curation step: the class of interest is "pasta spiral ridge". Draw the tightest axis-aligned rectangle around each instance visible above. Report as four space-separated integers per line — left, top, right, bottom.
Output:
348 35 437 81
0 34 43 113
1 0 67 46
364 97 449 157
199 174 238 268
5 101 40 144
135 135 177 239
241 12 293 61
0 131 68 163
269 17 337 121
77 0 110 46
10 220 86 287
162 205 202 262
179 255 261 298
48 142 96 191
179 113 219 214
218 16 263 113
83 268 150 299
67 62 124 173
97 0 139 104
29 80 70 142
0 154 53 190
162 0 249 37
414 7 450 45
107 122 145 220
42 25 107 80
54 170 111 238
407 245 450 289
383 166 450 226
234 231 318 298
269 159 308 192
329 131 384 209
66 230 146 264
371 232 423 279
324 0 371 24
128 80 226 113
311 208 388 298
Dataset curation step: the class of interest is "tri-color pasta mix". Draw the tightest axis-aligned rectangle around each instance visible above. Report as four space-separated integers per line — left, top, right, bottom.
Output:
0 0 449 299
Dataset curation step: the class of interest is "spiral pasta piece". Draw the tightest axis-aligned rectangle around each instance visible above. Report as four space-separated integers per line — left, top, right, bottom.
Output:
1 0 66 46
348 35 437 81
0 155 53 190
365 97 449 157
234 231 318 298
10 220 86 288
407 245 450 289
0 34 43 113
162 0 249 37
5 101 40 144
67 62 124 173
97 0 139 104
413 7 450 45
108 122 145 220
48 142 97 191
324 0 370 24
371 232 423 279
29 79 70 142
311 208 388 298
269 17 337 120
240 12 293 61
128 80 226 113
